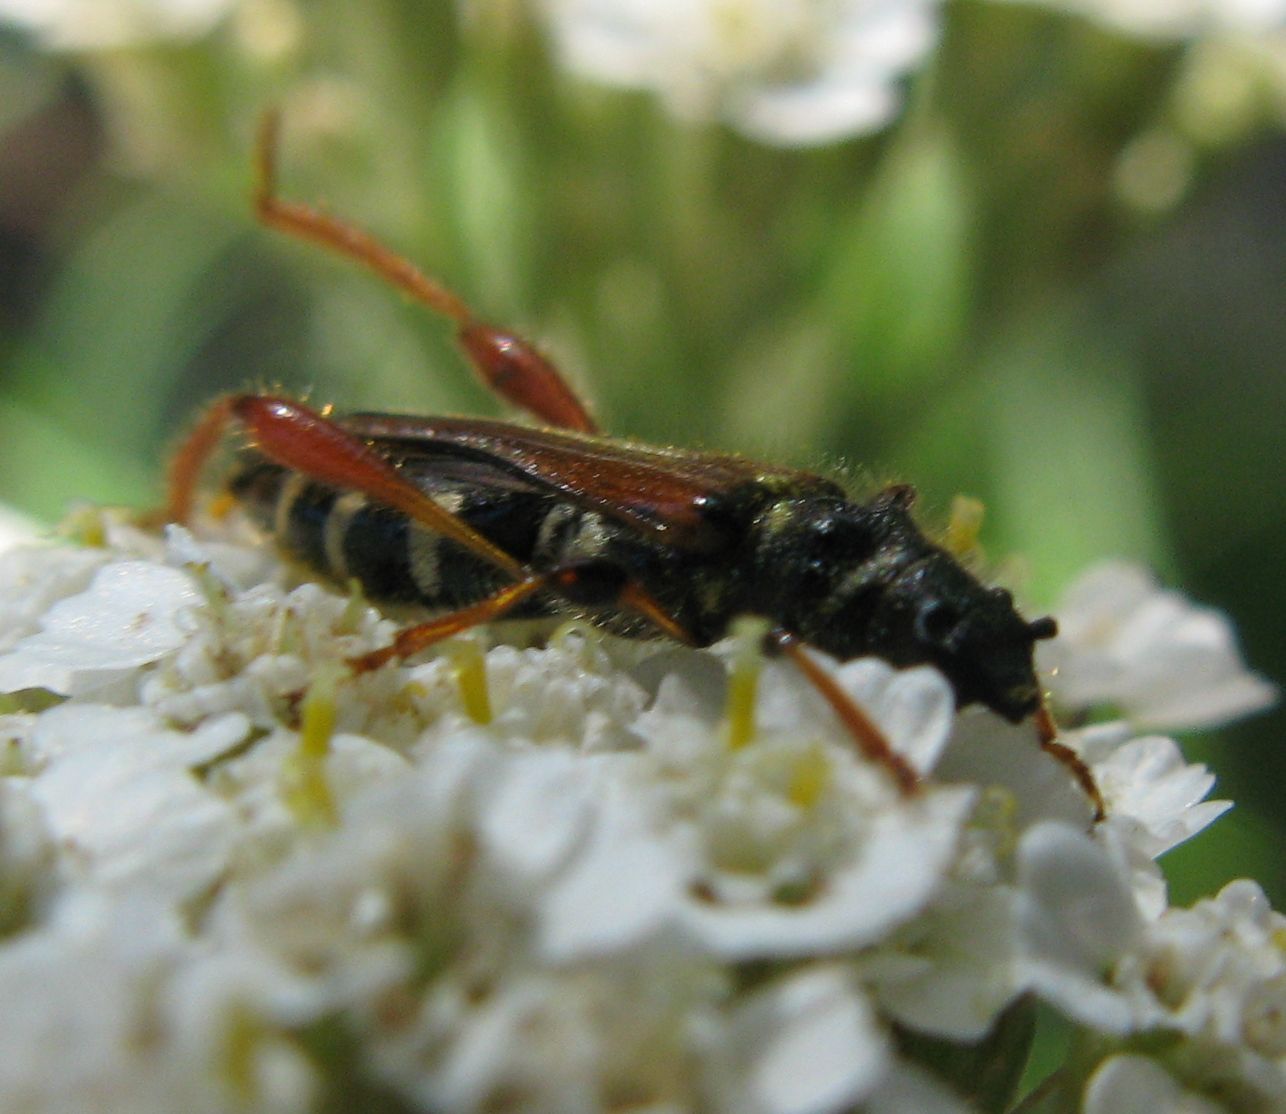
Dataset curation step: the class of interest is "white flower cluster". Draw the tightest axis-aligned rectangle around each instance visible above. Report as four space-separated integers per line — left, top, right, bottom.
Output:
533 0 1286 145
0 512 1277 1112
536 0 941 145
5 0 1281 143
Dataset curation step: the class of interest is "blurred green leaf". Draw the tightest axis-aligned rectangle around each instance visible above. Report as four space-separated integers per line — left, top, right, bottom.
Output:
820 126 973 402
983 311 1170 602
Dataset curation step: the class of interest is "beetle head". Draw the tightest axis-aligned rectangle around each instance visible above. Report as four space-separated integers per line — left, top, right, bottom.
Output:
864 552 1058 721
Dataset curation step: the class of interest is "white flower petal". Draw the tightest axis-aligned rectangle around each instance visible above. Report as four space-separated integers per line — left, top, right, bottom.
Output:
26 702 249 768
1040 561 1277 731
732 76 899 146
0 0 235 48
477 749 598 883
837 659 957 775
1016 822 1140 1031
1019 821 1142 970
1083 1054 1225 1114
28 705 240 902
682 787 974 958
537 773 687 959
719 967 888 1114
753 654 956 776
0 505 40 555
0 891 191 1113
864 1060 973 1114
0 562 200 696
0 543 109 652
871 887 1023 1040
999 0 1286 39
1095 734 1230 856
937 709 1095 830
162 523 281 592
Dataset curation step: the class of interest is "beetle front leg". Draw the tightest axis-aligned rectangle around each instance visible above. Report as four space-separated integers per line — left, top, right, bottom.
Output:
1035 704 1105 821
766 629 921 795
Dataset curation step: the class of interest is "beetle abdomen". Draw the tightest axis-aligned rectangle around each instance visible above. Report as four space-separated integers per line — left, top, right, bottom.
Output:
228 453 669 629
230 455 543 607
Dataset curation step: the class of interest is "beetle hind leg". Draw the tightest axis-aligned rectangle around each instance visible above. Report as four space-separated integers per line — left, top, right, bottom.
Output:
253 112 598 433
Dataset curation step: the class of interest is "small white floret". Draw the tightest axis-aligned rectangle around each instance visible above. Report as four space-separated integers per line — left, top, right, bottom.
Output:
1040 560 1277 731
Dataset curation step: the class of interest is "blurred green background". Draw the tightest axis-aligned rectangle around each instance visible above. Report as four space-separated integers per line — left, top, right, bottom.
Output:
0 1 1280 903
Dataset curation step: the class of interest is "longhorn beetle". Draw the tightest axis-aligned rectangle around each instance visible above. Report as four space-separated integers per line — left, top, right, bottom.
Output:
162 113 1101 816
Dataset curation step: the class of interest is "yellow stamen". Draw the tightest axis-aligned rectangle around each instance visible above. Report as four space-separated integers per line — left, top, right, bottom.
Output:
207 491 238 520
338 577 368 634
273 606 301 656
445 639 492 725
60 505 108 547
221 1006 261 1105
787 745 831 809
725 616 770 750
280 662 342 827
186 562 230 625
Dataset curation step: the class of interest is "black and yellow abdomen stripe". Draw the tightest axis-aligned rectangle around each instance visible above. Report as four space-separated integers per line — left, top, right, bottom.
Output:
227 451 634 621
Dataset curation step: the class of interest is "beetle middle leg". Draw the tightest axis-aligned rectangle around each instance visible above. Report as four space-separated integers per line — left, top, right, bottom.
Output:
253 112 598 434
350 558 693 672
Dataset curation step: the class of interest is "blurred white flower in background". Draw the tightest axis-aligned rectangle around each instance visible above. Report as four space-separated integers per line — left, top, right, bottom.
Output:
532 0 1286 153
0 0 235 48
538 0 941 145
1000 0 1286 39
0 512 1278 1111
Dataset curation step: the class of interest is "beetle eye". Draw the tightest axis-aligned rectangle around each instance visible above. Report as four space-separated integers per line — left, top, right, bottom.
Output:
915 600 958 645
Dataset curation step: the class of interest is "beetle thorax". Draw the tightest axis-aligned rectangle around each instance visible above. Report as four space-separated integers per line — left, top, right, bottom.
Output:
744 491 1053 723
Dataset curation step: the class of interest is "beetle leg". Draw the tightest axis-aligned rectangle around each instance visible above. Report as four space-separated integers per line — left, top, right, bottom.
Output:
160 394 239 525
254 112 598 433
351 559 692 671
766 629 921 795
351 575 550 671
1035 704 1105 821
